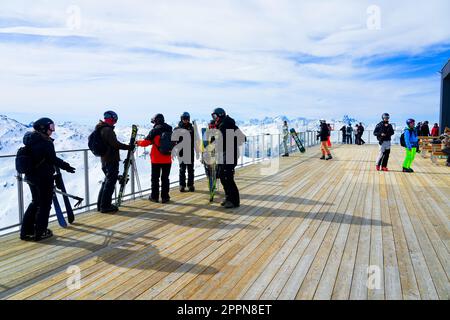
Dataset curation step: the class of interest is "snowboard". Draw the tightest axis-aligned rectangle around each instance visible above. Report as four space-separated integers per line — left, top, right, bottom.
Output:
290 128 306 153
116 125 138 207
54 167 75 224
201 127 218 202
52 192 67 228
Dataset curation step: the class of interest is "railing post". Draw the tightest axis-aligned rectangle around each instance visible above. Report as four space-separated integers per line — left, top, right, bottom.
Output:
16 173 24 224
83 150 90 210
252 137 256 163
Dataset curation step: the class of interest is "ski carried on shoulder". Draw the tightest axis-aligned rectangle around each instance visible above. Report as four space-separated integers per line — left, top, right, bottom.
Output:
52 192 67 228
116 125 138 207
290 128 306 153
54 167 75 224
202 127 218 202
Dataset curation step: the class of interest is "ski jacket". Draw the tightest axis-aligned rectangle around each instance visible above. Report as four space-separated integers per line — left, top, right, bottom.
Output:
96 121 131 166
138 123 173 164
404 127 419 149
374 121 395 143
357 125 365 135
215 115 245 165
421 124 430 137
431 126 439 137
23 131 72 183
174 121 196 163
317 123 330 142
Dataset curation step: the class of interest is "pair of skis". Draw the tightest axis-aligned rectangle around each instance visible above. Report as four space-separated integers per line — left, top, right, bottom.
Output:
290 128 306 153
53 167 83 228
116 125 138 207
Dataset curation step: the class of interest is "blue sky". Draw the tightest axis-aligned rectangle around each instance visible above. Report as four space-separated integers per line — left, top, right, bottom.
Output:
0 0 449 126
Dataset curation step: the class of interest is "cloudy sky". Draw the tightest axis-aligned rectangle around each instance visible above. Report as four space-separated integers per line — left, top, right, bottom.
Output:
0 0 449 125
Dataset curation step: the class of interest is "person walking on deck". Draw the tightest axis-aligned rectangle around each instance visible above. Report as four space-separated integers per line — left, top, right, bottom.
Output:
282 120 290 157
318 120 332 160
95 111 134 214
174 112 198 193
19 118 76 241
357 123 366 145
136 114 173 203
374 113 395 171
402 119 419 173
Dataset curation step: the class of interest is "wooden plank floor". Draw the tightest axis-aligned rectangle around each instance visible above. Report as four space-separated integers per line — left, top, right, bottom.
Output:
0 145 448 300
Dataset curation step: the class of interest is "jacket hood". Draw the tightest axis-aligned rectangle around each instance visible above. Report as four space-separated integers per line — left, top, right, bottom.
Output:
96 120 114 130
154 123 172 132
23 131 50 146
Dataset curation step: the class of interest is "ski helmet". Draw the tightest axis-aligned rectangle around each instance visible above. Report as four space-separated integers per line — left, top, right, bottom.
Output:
181 112 190 121
151 113 165 125
320 119 326 124
104 110 118 122
211 107 226 120
406 118 415 126
382 113 390 121
33 117 55 134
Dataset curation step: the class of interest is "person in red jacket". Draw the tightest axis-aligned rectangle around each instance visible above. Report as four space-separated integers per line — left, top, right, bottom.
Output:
136 114 173 203
431 123 440 137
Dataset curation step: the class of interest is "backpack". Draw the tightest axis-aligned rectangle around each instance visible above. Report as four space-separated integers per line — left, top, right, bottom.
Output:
88 127 108 157
400 132 406 147
158 131 174 155
15 145 45 174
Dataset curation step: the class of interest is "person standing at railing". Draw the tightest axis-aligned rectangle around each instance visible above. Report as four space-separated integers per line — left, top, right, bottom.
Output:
346 124 353 144
402 119 419 173
282 121 290 157
374 113 395 171
136 114 173 204
20 118 76 241
174 112 199 193
318 120 332 160
95 111 134 213
340 125 347 144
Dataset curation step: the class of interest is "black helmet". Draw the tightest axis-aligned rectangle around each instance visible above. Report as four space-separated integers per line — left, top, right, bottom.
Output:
104 110 118 122
406 118 415 126
151 113 165 125
33 117 55 134
181 112 190 121
382 113 390 121
211 107 226 120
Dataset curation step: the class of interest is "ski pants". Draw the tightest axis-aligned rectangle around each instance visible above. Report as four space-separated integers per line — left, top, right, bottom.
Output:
151 163 172 201
321 141 331 155
21 178 54 237
179 162 195 188
218 164 240 206
346 134 353 144
376 141 391 168
342 134 347 144
98 162 119 209
403 148 417 169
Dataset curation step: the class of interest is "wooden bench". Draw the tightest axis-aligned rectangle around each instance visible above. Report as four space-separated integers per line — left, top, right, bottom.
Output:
417 136 448 164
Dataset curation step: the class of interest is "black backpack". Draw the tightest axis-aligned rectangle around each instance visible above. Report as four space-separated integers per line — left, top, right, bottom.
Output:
400 132 406 147
88 127 108 157
15 145 45 174
158 131 174 155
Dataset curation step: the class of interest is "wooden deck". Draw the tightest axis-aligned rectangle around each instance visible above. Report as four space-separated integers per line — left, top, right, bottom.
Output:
0 145 448 300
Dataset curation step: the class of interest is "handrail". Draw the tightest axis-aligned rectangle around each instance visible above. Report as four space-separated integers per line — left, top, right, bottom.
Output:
0 132 320 235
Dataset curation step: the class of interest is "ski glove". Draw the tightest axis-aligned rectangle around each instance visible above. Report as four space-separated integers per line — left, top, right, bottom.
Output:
61 163 76 173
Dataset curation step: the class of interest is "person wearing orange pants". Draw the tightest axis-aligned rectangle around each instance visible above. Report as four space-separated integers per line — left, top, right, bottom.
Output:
318 120 332 160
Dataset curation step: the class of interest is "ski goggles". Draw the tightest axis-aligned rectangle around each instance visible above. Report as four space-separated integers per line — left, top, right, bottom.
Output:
211 113 219 120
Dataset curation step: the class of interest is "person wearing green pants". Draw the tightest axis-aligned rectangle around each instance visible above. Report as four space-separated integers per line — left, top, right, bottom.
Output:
403 119 419 173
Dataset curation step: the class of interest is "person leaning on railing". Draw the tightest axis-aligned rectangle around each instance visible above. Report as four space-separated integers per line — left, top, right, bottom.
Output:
20 118 76 242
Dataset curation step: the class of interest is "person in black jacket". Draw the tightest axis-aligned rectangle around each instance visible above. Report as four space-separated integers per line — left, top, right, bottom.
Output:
174 112 199 192
96 111 133 213
421 121 430 136
212 108 245 209
340 125 347 144
373 113 395 171
20 118 76 241
358 123 366 145
318 120 332 160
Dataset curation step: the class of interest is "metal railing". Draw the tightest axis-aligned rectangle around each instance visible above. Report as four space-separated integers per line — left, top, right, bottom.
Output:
0 131 320 235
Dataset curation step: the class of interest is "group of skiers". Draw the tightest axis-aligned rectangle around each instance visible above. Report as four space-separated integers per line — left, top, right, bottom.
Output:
340 123 366 145
18 108 244 241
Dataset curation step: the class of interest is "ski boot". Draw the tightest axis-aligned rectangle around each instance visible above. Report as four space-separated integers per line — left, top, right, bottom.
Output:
161 197 171 204
101 205 119 214
34 229 53 242
376 165 381 171
382 167 389 172
326 155 333 160
320 155 326 160
179 186 187 193
188 186 195 192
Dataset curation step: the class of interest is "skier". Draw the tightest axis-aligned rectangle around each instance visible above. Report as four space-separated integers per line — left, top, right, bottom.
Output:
318 120 332 160
20 118 76 241
402 119 419 173
211 108 244 209
346 124 354 144
340 125 347 144
355 124 360 145
174 112 198 192
358 123 366 145
374 113 395 171
282 120 290 157
95 111 134 213
137 114 173 203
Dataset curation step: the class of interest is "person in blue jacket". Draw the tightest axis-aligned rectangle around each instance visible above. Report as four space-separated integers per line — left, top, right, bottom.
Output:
403 119 419 173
